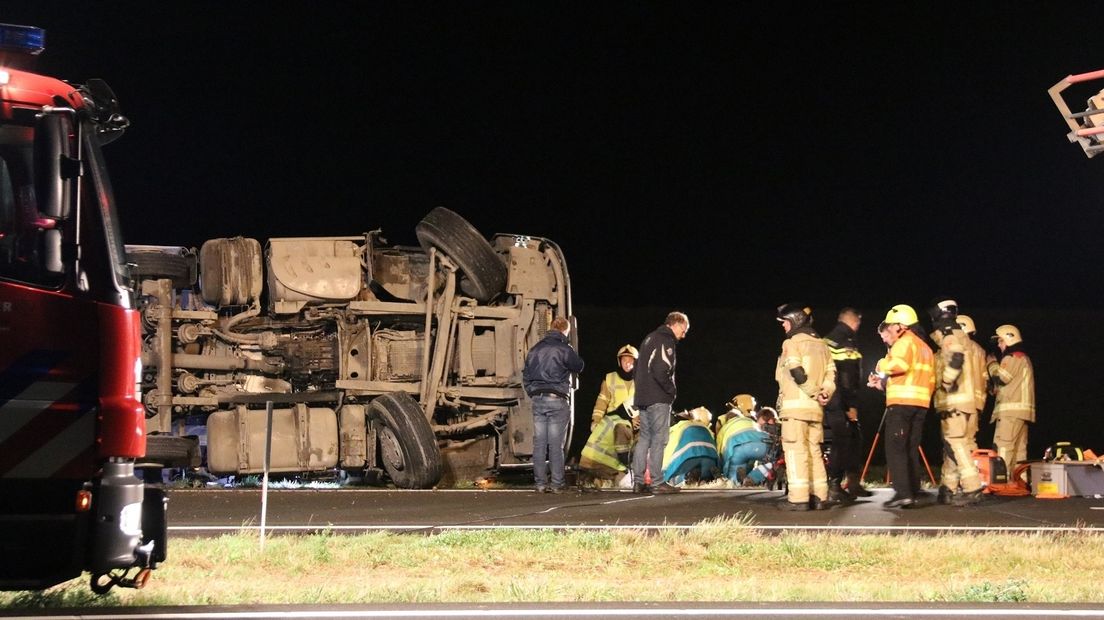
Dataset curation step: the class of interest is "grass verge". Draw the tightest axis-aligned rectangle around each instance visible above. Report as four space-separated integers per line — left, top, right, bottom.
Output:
3 515 1102 607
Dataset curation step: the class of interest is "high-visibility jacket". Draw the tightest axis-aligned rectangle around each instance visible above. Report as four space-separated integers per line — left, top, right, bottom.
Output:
964 337 990 413
579 415 634 474
933 328 975 413
716 414 769 473
775 331 836 421
662 420 718 481
876 329 935 407
716 414 757 454
591 371 636 423
988 350 1035 422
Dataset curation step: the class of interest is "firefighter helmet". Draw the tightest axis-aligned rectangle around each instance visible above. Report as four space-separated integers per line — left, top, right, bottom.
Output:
776 303 812 330
956 314 977 335
927 298 959 322
616 344 639 361
688 406 712 424
725 393 757 415
883 304 919 326
993 324 1022 347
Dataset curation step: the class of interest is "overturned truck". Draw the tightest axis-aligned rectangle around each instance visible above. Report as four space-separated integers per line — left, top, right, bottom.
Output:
127 208 574 488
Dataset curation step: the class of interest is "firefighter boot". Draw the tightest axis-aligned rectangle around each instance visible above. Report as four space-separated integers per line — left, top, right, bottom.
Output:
810 494 840 510
777 498 810 511
846 472 873 498
937 485 954 505
952 488 984 507
828 479 852 504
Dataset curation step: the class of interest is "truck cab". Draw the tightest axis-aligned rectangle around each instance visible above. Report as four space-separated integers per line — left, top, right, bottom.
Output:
0 23 166 593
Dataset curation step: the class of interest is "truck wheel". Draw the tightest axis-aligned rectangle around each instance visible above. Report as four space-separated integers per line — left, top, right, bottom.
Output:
142 434 200 468
415 207 507 303
369 392 442 489
126 249 197 289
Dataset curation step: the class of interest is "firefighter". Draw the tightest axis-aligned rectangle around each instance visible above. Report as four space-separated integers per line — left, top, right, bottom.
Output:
822 307 871 502
868 304 936 509
713 393 757 433
715 399 771 485
927 299 984 506
955 314 990 454
578 413 635 488
987 324 1035 472
774 303 837 511
662 407 720 486
591 344 639 430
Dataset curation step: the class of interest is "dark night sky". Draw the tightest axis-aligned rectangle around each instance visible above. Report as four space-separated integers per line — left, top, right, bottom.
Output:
7 2 1104 312
7 3 1104 459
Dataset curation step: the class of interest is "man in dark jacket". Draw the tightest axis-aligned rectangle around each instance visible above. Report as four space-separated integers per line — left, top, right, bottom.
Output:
823 307 872 501
631 311 690 494
522 316 584 493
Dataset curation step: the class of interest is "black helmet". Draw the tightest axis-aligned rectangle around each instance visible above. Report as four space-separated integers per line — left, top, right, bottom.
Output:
776 303 812 331
927 297 958 322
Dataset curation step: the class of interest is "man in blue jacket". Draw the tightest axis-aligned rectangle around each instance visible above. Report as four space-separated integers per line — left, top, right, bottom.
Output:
632 311 690 494
523 316 584 493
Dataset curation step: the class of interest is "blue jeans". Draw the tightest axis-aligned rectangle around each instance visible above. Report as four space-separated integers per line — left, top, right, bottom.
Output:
532 394 570 488
633 403 671 485
723 440 768 482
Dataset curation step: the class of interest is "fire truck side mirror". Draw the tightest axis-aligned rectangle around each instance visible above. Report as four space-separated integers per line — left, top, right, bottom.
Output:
33 111 75 220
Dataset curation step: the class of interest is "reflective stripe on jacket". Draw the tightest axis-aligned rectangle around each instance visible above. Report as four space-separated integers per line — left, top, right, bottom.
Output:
876 329 935 407
775 331 836 421
934 328 975 413
716 414 757 455
662 420 718 479
964 338 990 413
580 415 634 473
988 351 1035 422
592 372 636 420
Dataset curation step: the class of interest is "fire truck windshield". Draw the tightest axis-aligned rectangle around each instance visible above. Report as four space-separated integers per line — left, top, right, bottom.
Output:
0 118 131 303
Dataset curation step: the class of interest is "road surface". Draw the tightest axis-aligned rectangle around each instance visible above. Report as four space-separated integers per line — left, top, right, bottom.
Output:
164 487 1104 535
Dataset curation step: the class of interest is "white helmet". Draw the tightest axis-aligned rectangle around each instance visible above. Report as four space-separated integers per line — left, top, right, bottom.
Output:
993 324 1022 347
956 315 977 335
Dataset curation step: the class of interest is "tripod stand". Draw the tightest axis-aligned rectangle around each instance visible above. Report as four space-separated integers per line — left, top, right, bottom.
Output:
860 407 937 486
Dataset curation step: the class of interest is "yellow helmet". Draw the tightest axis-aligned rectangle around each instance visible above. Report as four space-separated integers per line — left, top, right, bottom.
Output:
884 304 919 326
616 344 639 361
956 314 976 335
725 393 756 414
993 324 1022 347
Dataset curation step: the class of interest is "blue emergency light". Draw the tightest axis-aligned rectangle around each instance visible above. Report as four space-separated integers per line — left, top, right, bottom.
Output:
0 23 45 56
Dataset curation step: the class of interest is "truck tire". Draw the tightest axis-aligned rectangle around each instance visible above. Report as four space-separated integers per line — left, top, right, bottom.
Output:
415 207 507 303
142 434 199 468
126 250 197 289
369 392 442 489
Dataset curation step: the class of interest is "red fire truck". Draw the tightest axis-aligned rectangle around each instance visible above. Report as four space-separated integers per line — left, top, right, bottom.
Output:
0 24 166 593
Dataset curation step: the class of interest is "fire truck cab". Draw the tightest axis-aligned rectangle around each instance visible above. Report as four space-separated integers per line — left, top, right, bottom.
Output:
0 23 166 593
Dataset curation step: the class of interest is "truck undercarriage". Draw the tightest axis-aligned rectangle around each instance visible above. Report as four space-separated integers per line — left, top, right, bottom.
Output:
128 207 573 488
